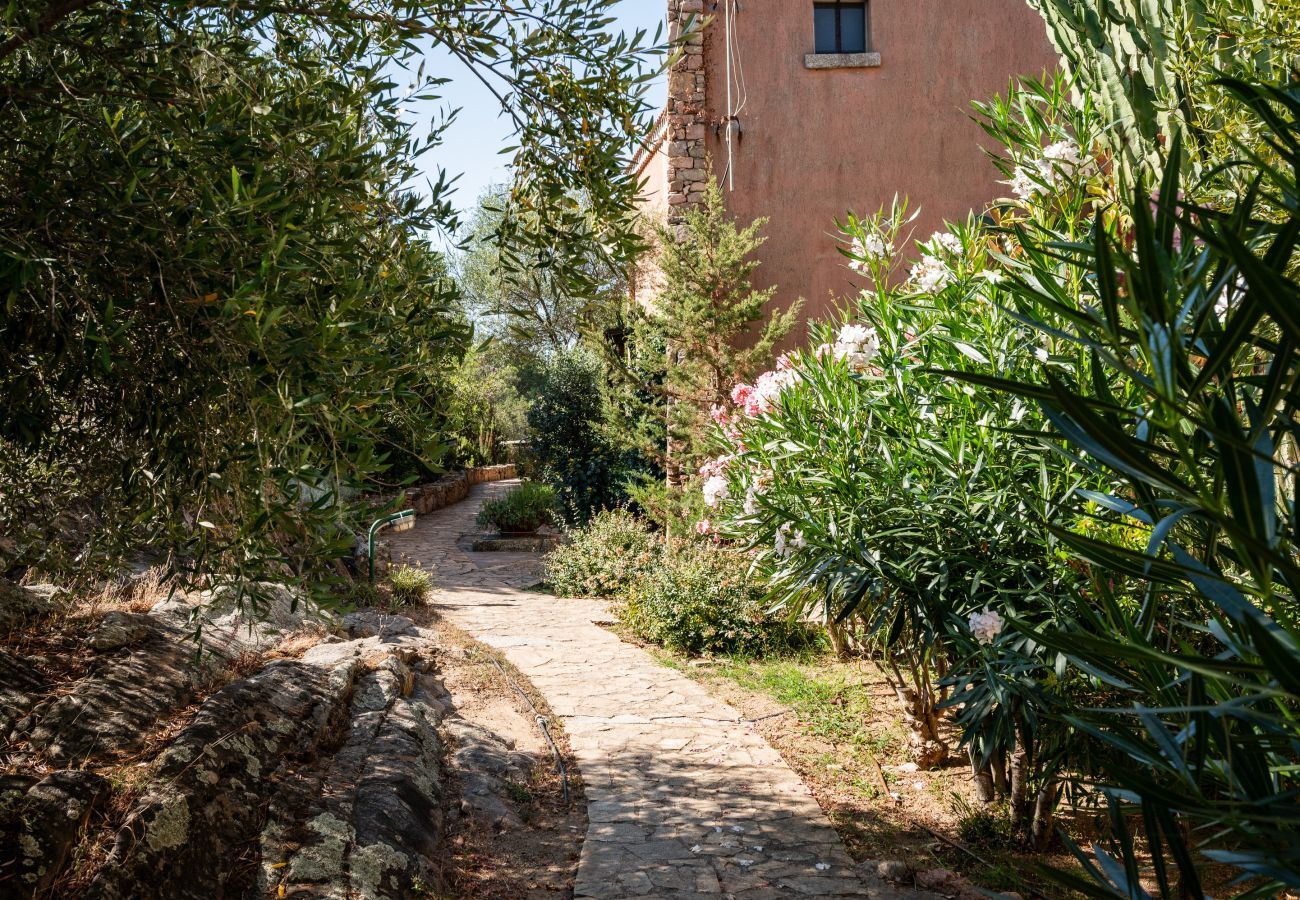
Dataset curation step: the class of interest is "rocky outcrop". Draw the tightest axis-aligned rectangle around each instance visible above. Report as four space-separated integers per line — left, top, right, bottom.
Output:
86 657 358 899
258 635 450 899
0 770 110 898
17 584 327 765
0 648 47 738
21 616 204 765
4 593 537 899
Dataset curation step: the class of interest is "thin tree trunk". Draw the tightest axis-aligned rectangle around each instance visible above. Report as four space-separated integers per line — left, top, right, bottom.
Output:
992 749 1009 797
1029 779 1058 850
973 762 996 804
1009 746 1030 833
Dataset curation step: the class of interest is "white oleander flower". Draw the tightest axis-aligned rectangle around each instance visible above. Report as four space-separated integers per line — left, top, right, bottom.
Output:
969 607 1005 645
832 322 881 372
1009 139 1085 199
702 475 729 508
849 232 890 273
909 255 954 293
928 231 963 256
774 522 807 558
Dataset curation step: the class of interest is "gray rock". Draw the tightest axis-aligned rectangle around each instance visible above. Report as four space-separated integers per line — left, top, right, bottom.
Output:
875 859 912 882
0 579 53 631
22 615 204 765
22 582 335 765
0 649 47 737
260 659 448 899
87 658 358 899
344 609 417 640
86 611 156 651
0 770 109 898
444 718 534 831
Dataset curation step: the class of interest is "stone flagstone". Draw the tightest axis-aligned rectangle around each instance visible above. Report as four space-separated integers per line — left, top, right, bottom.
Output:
389 481 930 899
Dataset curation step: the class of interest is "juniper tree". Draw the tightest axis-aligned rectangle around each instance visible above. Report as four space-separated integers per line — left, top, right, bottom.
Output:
639 179 801 487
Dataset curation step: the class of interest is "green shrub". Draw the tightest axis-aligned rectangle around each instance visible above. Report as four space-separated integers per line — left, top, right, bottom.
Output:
386 566 433 606
525 350 648 525
621 544 808 657
476 482 558 535
954 797 1016 852
545 508 662 599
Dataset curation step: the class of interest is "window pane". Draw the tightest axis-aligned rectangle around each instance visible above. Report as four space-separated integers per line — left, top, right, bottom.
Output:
813 6 837 54
840 5 867 53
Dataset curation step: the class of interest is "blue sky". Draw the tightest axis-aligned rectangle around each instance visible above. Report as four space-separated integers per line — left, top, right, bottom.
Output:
406 2 667 228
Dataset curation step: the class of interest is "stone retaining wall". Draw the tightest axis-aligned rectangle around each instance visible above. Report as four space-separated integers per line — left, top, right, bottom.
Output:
402 465 516 516
363 466 517 578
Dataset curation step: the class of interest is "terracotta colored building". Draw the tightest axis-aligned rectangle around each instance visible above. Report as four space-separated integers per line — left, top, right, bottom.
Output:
633 0 1060 330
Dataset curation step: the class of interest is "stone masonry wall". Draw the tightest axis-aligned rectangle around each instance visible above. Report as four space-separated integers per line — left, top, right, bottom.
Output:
665 0 707 226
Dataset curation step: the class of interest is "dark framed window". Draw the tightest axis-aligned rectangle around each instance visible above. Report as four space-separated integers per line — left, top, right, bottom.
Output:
813 1 867 54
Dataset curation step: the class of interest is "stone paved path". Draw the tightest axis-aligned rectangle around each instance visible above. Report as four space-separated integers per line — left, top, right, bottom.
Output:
389 481 926 899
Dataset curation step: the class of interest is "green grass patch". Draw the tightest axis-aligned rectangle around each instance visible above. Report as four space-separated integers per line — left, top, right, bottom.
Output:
709 655 904 762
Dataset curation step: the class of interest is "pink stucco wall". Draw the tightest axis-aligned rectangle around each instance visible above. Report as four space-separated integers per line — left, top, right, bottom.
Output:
684 0 1059 336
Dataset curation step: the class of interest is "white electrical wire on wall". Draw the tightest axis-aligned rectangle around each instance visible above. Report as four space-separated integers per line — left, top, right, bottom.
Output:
722 0 748 192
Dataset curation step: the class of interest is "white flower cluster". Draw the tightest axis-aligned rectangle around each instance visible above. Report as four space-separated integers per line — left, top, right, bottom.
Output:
849 231 890 273
702 474 729 508
926 231 963 257
753 368 798 414
968 607 1004 645
909 255 954 293
832 322 881 372
1009 140 1085 200
775 522 807 557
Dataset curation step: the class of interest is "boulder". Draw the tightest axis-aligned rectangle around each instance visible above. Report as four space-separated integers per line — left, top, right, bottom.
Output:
0 648 48 738
87 658 358 899
0 579 53 631
0 770 110 898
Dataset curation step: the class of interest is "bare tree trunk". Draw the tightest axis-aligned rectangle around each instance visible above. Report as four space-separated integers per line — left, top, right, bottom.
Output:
826 622 850 659
1029 779 1058 850
992 749 1009 797
1009 746 1030 833
891 679 948 768
973 762 996 803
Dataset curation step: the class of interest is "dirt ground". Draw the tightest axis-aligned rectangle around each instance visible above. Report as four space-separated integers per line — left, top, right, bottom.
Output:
409 610 588 900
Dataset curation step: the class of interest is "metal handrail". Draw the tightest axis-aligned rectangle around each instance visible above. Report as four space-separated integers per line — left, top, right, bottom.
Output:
367 508 414 584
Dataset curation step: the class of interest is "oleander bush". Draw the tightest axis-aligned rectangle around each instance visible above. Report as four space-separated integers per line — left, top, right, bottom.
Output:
475 482 559 535
544 509 661 599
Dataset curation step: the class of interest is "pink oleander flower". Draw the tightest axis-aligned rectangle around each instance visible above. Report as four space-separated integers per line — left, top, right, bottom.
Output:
695 519 713 536
731 382 755 407
775 352 796 372
698 455 733 479
710 404 731 426
815 343 833 359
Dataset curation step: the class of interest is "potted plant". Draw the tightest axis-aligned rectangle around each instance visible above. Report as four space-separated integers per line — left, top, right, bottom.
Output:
475 482 559 536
